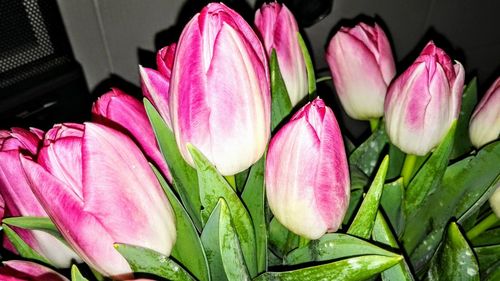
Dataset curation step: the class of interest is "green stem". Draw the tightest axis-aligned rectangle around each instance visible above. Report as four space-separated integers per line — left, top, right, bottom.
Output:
466 213 499 240
369 118 380 132
316 76 332 83
298 236 310 248
224 175 236 191
401 154 418 187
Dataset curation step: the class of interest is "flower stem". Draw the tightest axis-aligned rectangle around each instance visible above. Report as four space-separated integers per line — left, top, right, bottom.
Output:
401 154 418 187
224 175 236 191
299 236 310 248
466 213 499 240
316 76 332 83
369 118 380 132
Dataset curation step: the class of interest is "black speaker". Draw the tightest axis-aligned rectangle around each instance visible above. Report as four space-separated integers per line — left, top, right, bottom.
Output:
0 0 90 129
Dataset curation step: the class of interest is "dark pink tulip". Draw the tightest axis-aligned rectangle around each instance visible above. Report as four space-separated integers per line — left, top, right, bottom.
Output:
21 123 176 279
92 88 172 182
255 2 307 106
0 128 80 268
0 260 68 281
156 43 176 79
385 42 464 155
469 77 500 148
265 98 350 239
326 21 396 120
169 3 270 176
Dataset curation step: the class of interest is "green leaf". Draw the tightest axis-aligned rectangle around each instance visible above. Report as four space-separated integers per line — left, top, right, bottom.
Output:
2 224 50 265
372 211 415 281
348 155 389 239
115 244 196 281
380 178 405 236
254 255 402 281
343 189 363 226
235 168 250 193
151 165 210 281
387 144 405 180
268 218 298 258
201 199 250 281
2 216 65 243
343 165 369 225
349 124 389 177
452 78 477 158
297 32 316 97
270 49 293 131
144 99 202 230
404 121 456 218
285 233 397 265
426 222 479 281
471 227 500 246
475 244 500 278
71 265 90 281
241 157 267 274
188 145 257 277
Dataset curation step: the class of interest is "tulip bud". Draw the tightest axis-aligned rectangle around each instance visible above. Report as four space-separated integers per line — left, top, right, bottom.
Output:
21 123 176 279
255 2 307 106
490 185 500 218
0 260 68 281
385 42 465 155
469 77 500 148
326 21 396 120
0 128 81 268
265 98 350 239
92 89 172 182
140 43 176 127
170 3 270 176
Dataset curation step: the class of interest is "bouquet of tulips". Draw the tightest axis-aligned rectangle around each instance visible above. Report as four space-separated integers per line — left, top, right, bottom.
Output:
0 2 499 281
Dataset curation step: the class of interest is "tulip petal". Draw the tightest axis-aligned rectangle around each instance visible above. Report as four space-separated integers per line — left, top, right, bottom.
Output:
1 260 69 281
139 67 172 127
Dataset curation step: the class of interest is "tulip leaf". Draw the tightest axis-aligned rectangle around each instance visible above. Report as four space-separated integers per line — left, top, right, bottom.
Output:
380 178 405 236
404 121 456 219
372 211 415 281
426 222 479 281
475 244 500 278
343 166 369 225
151 165 210 281
404 140 500 266
71 265 90 281
2 216 65 243
471 227 500 246
188 144 258 278
349 124 389 177
254 255 402 281
241 157 267 274
268 217 298 258
297 32 316 97
285 233 397 265
144 99 202 230
452 77 477 158
270 49 293 131
348 155 389 239
115 244 196 281
387 144 405 180
1 224 51 265
201 199 251 281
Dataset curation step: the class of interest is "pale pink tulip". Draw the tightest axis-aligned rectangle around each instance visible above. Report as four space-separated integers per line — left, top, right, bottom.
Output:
469 77 500 148
0 260 68 281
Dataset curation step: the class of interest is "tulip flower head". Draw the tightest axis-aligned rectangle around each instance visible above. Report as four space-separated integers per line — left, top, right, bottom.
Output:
469 77 500 148
266 98 350 240
21 123 176 279
0 260 69 281
326 21 396 120
385 41 464 155
255 2 308 106
169 3 270 176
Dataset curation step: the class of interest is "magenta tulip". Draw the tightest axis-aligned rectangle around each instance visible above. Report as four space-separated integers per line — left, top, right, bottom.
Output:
326 21 396 120
255 2 307 106
140 43 176 127
169 3 270 176
265 98 350 239
20 123 176 279
0 260 68 281
469 77 500 148
0 128 80 268
385 42 464 155
92 88 172 182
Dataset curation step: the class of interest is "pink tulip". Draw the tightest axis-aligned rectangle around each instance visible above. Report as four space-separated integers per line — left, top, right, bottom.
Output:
0 128 80 268
469 77 500 148
0 260 68 281
255 2 307 106
385 42 464 155
326 21 396 120
92 88 172 182
265 98 350 239
20 123 176 279
140 43 176 127
170 3 270 176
